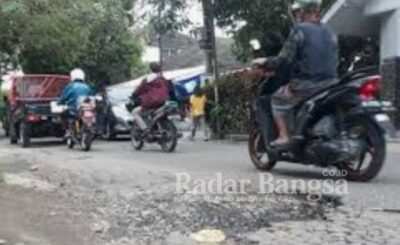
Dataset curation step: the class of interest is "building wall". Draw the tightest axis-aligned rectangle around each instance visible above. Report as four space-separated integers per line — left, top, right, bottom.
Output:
323 0 400 128
379 9 400 128
380 9 400 60
365 0 400 16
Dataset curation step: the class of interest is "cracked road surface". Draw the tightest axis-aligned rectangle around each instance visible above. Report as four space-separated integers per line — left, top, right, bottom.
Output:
1 134 400 244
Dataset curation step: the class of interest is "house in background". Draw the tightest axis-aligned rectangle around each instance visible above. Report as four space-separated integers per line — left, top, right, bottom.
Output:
323 0 400 126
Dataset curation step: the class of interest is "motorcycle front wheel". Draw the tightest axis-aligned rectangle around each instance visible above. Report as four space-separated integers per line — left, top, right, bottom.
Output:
81 127 92 152
67 137 75 149
130 124 144 150
249 129 277 171
159 119 178 153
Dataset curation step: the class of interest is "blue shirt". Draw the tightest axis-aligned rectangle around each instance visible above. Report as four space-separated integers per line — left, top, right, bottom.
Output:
58 80 94 115
267 22 338 82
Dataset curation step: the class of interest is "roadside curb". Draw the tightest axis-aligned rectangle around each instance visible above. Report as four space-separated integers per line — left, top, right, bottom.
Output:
387 137 400 144
225 134 249 142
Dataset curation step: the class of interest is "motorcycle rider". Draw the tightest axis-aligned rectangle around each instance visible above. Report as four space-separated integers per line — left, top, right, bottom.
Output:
58 68 94 133
253 0 338 147
130 62 170 133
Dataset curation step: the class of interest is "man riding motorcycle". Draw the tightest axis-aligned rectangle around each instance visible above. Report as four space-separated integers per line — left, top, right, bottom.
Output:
58 68 94 133
129 62 170 133
253 0 339 147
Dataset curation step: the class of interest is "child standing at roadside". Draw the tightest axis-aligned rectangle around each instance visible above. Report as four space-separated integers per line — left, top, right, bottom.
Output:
189 87 209 141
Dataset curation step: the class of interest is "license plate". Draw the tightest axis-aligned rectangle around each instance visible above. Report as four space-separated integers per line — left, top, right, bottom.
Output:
83 111 94 117
375 114 390 122
362 100 396 113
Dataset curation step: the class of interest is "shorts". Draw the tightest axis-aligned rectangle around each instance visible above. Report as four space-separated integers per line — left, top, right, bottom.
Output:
272 79 337 115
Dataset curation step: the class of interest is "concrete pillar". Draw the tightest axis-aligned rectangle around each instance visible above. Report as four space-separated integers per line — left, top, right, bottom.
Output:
380 10 400 128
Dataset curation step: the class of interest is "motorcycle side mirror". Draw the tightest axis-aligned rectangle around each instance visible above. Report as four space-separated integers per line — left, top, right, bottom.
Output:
348 55 362 72
250 39 261 51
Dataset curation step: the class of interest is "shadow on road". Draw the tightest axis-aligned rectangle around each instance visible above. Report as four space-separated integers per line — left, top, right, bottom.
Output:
272 167 343 181
6 140 66 149
100 137 130 142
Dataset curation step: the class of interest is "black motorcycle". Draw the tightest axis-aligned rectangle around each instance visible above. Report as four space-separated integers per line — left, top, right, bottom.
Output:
249 67 395 182
130 101 179 153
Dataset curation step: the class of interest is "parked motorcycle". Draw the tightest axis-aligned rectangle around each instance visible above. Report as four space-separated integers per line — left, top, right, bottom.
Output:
66 97 98 151
249 66 395 182
130 101 179 153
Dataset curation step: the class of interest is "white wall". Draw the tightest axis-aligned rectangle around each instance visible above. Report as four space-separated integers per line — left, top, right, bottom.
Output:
323 0 400 61
380 9 400 60
365 0 400 16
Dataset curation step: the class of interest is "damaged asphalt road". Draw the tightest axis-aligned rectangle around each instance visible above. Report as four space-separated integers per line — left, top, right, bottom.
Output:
1 135 400 244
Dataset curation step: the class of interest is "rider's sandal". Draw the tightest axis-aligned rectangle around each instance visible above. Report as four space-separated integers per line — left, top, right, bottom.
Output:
270 138 290 147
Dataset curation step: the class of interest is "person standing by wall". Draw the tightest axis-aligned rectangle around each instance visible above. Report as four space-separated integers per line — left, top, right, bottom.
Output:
189 87 210 141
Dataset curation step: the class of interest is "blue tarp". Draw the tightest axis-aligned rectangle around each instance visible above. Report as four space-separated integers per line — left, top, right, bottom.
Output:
174 74 202 98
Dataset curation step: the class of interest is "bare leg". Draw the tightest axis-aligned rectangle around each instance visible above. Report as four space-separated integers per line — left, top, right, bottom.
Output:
190 116 198 140
271 113 290 145
201 116 210 141
132 107 147 131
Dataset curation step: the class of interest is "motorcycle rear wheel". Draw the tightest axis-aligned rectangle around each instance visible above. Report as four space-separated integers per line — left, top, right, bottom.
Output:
159 119 178 153
338 116 386 182
249 129 277 171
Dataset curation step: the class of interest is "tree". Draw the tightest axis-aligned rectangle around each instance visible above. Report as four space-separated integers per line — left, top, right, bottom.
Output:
0 1 26 74
0 0 146 85
144 0 379 74
145 0 190 35
140 0 191 68
214 0 291 62
79 0 145 84
213 0 379 74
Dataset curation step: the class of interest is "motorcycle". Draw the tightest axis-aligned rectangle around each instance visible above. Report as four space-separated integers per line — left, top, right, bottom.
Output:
130 101 180 153
249 66 395 182
66 96 99 151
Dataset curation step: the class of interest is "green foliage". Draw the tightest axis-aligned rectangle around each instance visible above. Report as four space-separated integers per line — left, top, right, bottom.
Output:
206 70 263 136
215 0 291 62
213 0 379 73
0 0 146 85
78 0 145 84
145 0 191 35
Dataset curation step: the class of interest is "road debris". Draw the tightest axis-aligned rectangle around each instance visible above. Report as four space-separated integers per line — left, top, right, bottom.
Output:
370 208 400 214
91 220 110 234
190 229 227 243
29 165 40 172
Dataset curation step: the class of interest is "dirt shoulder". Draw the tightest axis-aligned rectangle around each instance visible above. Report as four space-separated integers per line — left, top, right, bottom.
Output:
0 185 96 245
0 145 335 245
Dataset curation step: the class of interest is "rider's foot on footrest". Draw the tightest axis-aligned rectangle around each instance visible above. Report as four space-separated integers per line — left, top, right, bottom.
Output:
270 137 290 147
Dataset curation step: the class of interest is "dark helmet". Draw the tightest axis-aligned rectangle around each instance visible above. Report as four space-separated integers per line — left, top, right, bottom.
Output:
149 62 161 73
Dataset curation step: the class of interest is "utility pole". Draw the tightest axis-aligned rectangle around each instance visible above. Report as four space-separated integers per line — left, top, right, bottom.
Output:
158 34 163 72
202 0 214 75
201 0 221 138
157 6 164 73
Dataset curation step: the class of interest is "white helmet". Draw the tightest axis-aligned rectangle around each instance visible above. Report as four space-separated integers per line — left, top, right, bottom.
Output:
292 0 322 11
70 68 85 81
